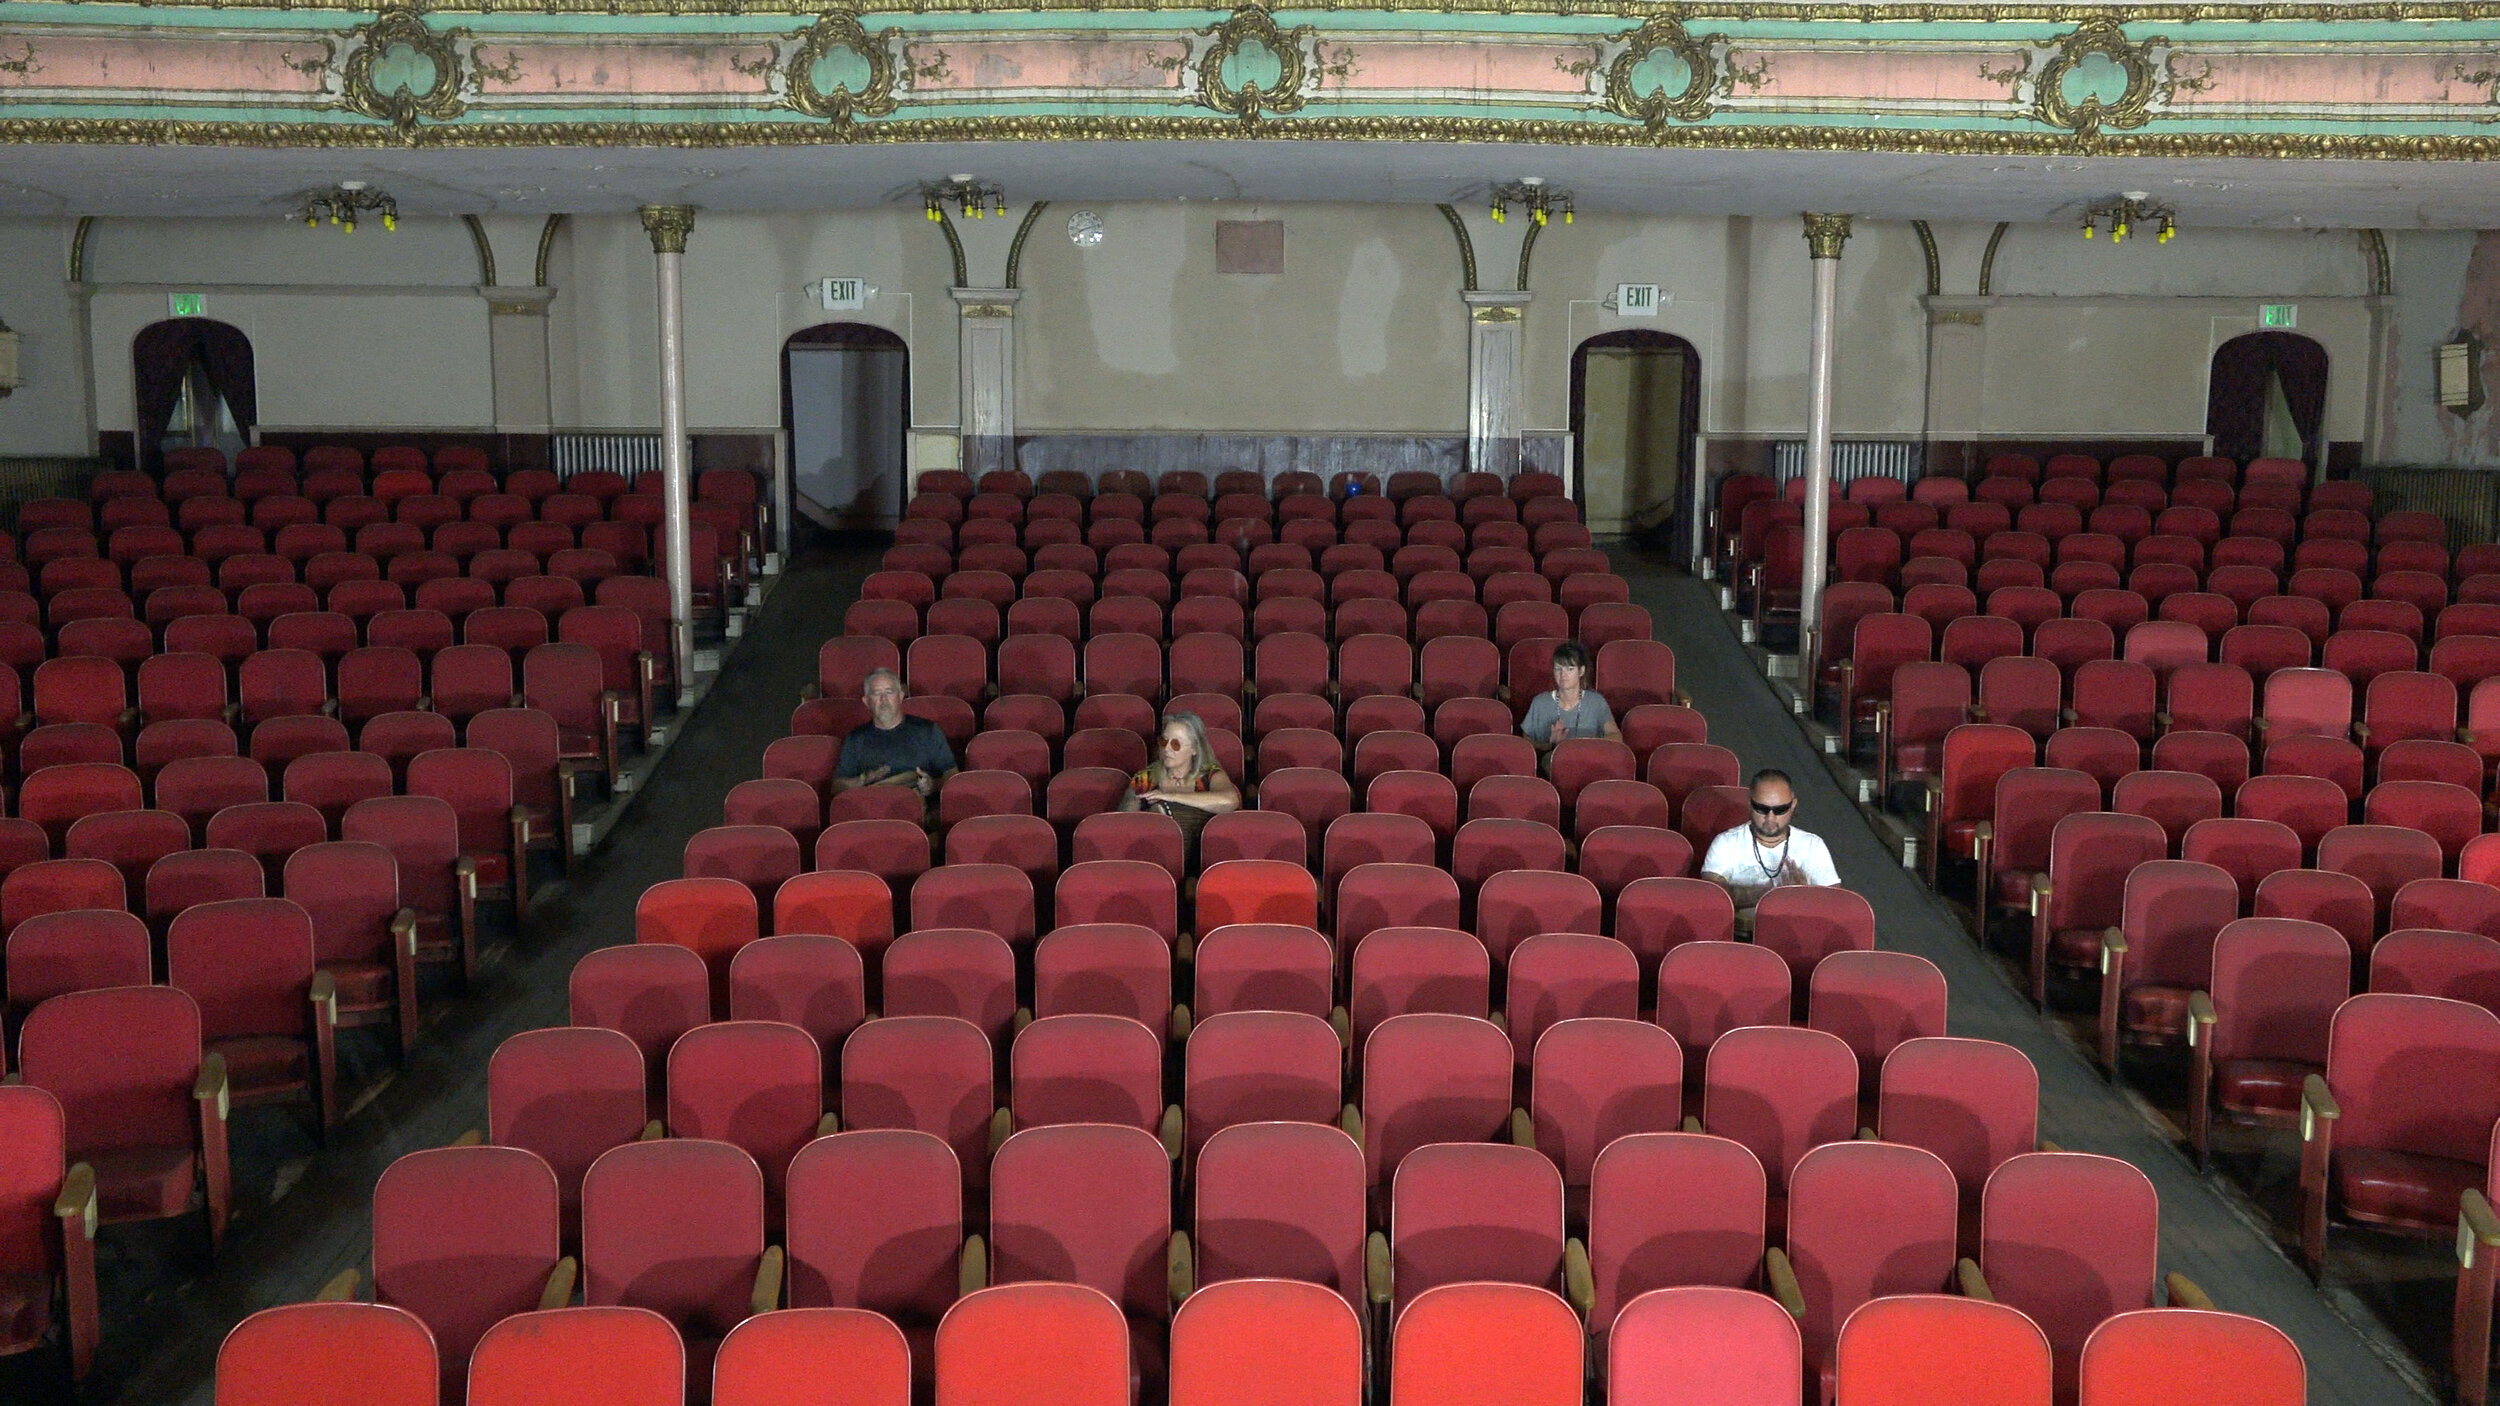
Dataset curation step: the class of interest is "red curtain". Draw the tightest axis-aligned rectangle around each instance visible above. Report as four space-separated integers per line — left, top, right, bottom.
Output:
133 319 256 473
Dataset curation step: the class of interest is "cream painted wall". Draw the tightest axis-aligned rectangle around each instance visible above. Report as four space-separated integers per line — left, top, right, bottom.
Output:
0 219 92 456
1014 203 1466 434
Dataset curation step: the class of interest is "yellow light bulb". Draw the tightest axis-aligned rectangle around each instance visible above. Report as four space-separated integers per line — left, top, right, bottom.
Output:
2083 225 2094 239
1563 208 1573 225
1534 208 1547 226
383 213 397 232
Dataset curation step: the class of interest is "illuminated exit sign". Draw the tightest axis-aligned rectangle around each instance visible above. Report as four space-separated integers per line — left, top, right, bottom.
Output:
2260 304 2297 329
169 293 205 318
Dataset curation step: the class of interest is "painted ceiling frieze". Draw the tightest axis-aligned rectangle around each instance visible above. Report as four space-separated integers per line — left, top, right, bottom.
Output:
4 1 2500 154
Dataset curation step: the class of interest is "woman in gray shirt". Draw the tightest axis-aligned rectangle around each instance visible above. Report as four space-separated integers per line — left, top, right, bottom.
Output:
1521 640 1622 764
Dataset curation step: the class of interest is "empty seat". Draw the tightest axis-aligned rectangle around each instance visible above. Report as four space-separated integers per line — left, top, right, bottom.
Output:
2300 992 2500 1273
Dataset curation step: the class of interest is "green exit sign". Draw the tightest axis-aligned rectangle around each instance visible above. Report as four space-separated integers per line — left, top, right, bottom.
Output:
2260 303 2297 329
169 293 205 318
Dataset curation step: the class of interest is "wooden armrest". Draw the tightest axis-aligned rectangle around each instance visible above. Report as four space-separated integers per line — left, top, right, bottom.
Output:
1681 1115 1703 1133
1764 1247 1806 1319
1564 1239 1595 1316
2037 1137 2063 1153
2187 990 2216 1047
1338 1104 1363 1149
638 1119 665 1141
1967 703 1990 723
194 1051 229 1117
315 1267 361 1302
1011 1008 1033 1036
1856 1127 1879 1140
540 1257 578 1311
815 1111 841 1136
53 1162 95 1238
1956 1257 1993 1301
1167 1231 1195 1309
960 1234 988 1295
2100 927 2127 970
1509 1108 1535 1149
2302 1073 2340 1137
2351 721 2372 745
2029 872 2051 917
1158 1105 1185 1161
309 969 339 1024
750 1246 785 1317
1169 1003 1192 1044
2460 728 2479 747
1331 1006 1351 1047
1968 817 1992 861
449 1129 483 1148
2165 1272 2214 1310
1365 1231 1391 1308
988 1107 1013 1157
393 909 419 955
2468 1190 2500 1268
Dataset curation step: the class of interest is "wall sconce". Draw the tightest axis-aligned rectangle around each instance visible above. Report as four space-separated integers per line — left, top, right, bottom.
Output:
924 174 1006 221
294 179 398 234
1490 177 1573 227
2081 191 2174 245
0 317 20 399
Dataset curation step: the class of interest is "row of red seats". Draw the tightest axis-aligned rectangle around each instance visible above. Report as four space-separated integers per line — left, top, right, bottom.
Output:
28 488 687 542
908 488 1580 537
207 1283 2303 1406
894 512 1592 560
881 536 1606 587
912 463 1567 504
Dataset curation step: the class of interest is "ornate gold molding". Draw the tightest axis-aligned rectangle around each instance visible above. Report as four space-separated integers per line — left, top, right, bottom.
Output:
1911 220 1940 296
1802 212 1853 259
16 114 2500 160
69 216 93 282
462 213 496 285
639 203 696 254
1979 220 2011 294
534 212 565 287
1435 204 1478 293
1471 304 1523 323
339 7 468 139
1004 200 1048 290
44 0 2500 18
931 207 968 287
486 298 545 315
784 11 900 126
1931 308 1987 326
1603 17 1723 130
2032 17 2161 135
959 303 1016 318
1198 6 1312 125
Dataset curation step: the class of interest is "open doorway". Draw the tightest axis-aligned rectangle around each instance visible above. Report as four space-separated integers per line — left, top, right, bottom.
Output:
783 323 909 534
1571 330 1699 542
133 318 255 473
2207 331 2327 470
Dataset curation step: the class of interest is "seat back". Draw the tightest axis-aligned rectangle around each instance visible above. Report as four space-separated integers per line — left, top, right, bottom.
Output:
784 1129 962 1321
1785 1140 1960 1369
372 1144 562 1389
934 1284 1130 1406
2328 993 2500 1166
1701 1025 1857 1196
713 1308 913 1406
1586 1131 1767 1328
581 1138 765 1330
2075 1309 2305 1406
19 985 202 1162
839 1017 996 1191
990 1123 1172 1321
215 1302 440 1406
1360 1013 1512 1187
467 1306 685 1406
488 1025 648 1232
1192 1121 1369 1316
1606 1284 1806 1406
1389 1142 1565 1316
1168 1278 1364 1406
1980 1151 2162 1392
1833 1295 2053 1406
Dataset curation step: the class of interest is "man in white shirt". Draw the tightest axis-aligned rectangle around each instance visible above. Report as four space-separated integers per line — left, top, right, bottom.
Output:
1700 768 1843 929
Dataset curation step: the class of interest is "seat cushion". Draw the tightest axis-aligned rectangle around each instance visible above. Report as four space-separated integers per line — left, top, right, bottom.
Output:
87 1145 197 1224
0 1270 53 1354
1891 741 1942 776
1944 819 1980 853
214 1034 308 1099
2215 1059 2314 1119
2336 1148 2484 1236
2121 984 2194 1040
320 959 395 1014
1993 867 2041 910
467 850 512 890
2049 926 2103 970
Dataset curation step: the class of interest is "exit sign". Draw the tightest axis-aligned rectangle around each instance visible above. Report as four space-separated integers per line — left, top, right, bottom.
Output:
1617 284 1662 317
169 293 205 318
2260 303 2297 329
812 277 866 311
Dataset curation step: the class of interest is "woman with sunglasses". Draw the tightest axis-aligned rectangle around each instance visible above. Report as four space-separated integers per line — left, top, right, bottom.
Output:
1700 767 1842 931
1520 641 1622 772
1119 710 1241 874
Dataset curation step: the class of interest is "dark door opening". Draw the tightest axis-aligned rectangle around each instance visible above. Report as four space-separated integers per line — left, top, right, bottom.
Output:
783 323 909 534
133 318 256 474
2207 331 2328 470
1571 330 1699 545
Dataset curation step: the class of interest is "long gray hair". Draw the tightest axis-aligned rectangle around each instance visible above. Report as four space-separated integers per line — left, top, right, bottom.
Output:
1157 711 1219 784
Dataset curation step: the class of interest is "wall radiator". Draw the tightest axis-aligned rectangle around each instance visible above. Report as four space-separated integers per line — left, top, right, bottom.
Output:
0 458 100 532
2359 466 2500 547
550 432 663 480
1771 439 1926 487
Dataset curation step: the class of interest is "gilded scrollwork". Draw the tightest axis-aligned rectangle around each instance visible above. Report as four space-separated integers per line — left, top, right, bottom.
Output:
783 11 900 125
338 8 469 138
2031 17 2165 135
1196 6 1313 125
1602 17 1726 130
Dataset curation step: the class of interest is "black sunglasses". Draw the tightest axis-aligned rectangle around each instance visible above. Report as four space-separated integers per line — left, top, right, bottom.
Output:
1751 801 1794 816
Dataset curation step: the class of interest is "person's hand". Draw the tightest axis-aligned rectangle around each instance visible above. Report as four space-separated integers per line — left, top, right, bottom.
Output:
912 769 935 797
863 765 891 783
1546 719 1568 744
1139 789 1170 805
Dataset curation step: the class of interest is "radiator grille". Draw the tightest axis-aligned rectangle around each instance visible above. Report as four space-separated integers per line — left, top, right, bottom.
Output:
2357 467 2500 549
0 458 100 532
1770 440 1926 487
551 433 662 480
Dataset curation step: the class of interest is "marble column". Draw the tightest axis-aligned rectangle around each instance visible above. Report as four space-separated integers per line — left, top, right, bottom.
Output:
1466 291 1531 476
953 287 1020 480
1799 213 1851 677
640 203 697 703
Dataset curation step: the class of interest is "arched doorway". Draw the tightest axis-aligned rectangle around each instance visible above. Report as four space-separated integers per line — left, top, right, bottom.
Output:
1571 330 1699 544
783 323 909 534
133 318 255 473
2207 331 2328 470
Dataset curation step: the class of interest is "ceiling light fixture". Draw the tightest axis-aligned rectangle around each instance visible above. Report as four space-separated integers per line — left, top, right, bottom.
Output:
923 174 1006 221
2082 190 2174 245
1490 176 1573 227
294 179 397 234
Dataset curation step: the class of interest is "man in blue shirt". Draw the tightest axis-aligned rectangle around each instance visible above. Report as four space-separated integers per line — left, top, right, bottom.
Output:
836 667 957 799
